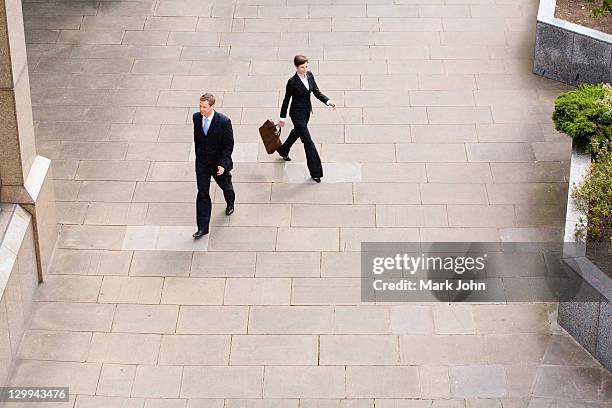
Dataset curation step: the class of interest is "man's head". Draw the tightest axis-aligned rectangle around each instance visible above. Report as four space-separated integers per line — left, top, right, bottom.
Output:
293 54 308 76
199 93 215 117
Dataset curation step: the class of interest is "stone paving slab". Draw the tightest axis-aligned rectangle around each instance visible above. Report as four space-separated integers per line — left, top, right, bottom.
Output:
9 0 612 406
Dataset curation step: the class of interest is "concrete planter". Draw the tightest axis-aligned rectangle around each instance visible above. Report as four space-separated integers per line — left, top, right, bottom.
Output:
534 0 612 85
558 142 612 371
0 204 39 387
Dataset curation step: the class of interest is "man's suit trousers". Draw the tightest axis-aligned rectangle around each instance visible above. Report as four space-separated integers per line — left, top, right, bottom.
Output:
196 166 235 231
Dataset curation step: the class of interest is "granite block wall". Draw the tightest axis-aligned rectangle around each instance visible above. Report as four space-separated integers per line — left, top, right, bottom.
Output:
534 2 612 86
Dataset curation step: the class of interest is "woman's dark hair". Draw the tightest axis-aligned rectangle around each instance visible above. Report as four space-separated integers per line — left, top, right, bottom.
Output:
293 54 308 67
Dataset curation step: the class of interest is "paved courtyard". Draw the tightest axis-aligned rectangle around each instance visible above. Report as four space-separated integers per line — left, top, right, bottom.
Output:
6 0 612 406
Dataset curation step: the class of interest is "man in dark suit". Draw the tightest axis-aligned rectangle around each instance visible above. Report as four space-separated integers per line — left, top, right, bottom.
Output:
277 54 336 182
192 93 235 238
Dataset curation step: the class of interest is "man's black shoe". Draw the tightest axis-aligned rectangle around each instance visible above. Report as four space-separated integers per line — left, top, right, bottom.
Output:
280 154 291 161
312 177 321 183
192 230 208 239
225 204 235 216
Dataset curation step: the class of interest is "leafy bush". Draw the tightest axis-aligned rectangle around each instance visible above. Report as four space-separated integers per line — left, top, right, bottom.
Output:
552 83 612 157
592 0 612 17
572 148 612 242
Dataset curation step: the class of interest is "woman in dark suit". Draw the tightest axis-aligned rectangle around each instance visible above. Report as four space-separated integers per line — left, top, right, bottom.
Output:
277 54 336 182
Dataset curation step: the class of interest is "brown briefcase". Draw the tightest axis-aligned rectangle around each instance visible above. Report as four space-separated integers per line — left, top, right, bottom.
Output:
258 119 282 154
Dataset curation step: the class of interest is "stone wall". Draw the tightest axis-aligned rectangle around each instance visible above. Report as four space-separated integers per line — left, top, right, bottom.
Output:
0 204 39 387
534 0 612 85
558 255 612 371
1 0 58 281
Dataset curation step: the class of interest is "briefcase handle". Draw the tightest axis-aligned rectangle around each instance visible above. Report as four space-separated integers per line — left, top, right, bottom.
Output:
270 121 281 137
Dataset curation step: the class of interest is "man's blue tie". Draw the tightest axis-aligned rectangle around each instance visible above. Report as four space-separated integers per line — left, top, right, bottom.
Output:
203 117 210 135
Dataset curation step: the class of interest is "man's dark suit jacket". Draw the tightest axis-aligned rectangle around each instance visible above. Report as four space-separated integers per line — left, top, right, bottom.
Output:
193 111 234 172
280 71 329 119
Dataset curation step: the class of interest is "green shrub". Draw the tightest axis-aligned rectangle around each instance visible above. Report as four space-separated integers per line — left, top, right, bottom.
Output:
592 0 612 17
552 83 612 157
572 148 612 242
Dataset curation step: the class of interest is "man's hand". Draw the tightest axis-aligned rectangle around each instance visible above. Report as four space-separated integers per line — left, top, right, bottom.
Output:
278 121 285 128
217 166 225 176
327 100 336 110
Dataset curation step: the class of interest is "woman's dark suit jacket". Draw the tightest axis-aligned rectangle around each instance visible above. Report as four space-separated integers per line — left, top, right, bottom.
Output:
280 71 330 119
